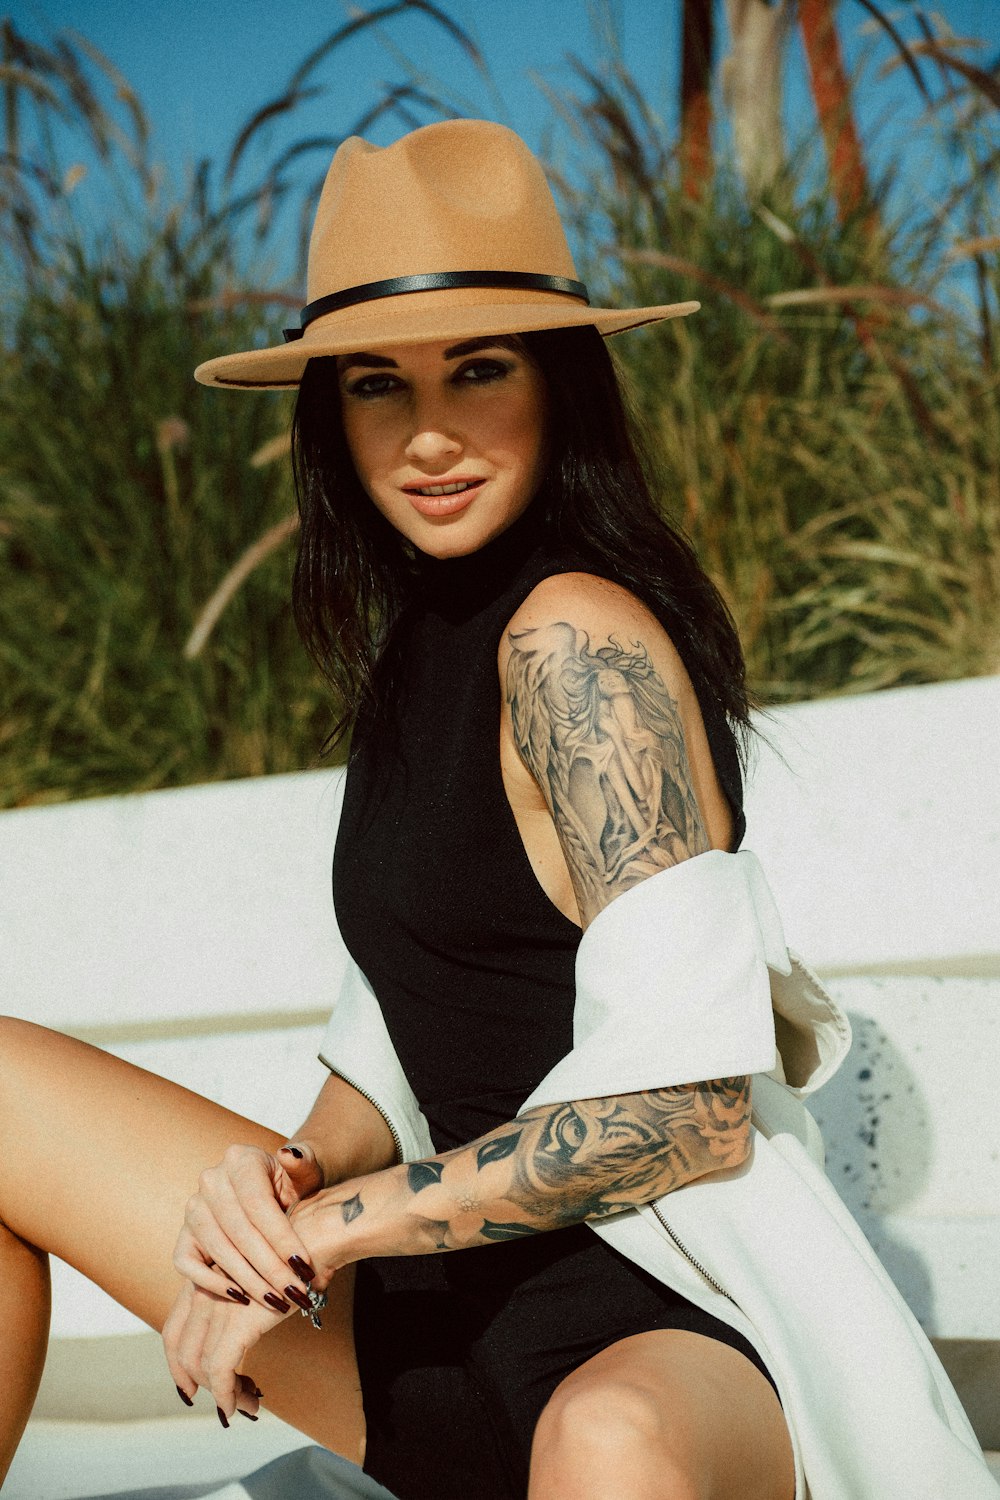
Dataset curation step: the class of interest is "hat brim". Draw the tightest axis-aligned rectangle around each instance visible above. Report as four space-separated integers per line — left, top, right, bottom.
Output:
193 292 701 389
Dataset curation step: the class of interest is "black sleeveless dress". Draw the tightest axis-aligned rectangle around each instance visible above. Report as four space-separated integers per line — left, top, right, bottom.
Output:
333 504 772 1500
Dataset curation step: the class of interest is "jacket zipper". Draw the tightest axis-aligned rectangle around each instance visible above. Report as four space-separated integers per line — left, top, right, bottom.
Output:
650 1203 734 1302
326 1065 405 1164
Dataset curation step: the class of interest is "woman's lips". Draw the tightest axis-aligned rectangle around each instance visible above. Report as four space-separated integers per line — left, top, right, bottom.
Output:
403 480 486 517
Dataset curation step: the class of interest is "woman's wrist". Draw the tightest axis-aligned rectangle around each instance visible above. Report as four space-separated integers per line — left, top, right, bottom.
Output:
287 1163 420 1279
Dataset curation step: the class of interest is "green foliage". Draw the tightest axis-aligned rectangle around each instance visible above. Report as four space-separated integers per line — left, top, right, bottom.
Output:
604 201 1000 701
0 7 997 806
555 36 1000 702
0 234 336 806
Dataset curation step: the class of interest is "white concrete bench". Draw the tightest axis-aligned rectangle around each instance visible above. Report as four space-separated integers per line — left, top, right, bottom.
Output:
3 675 998 1480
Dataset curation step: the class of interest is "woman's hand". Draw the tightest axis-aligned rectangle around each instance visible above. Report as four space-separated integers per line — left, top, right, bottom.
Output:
163 1278 282 1424
173 1141 323 1311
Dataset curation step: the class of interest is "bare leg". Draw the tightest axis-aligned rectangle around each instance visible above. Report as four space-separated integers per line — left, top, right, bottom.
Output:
528 1329 795 1500
0 1018 365 1483
0 1221 50 1470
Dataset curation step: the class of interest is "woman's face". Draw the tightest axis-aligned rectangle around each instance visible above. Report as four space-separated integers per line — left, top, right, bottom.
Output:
337 336 548 558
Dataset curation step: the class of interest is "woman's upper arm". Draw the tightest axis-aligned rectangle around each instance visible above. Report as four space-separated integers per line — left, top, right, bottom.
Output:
498 571 725 930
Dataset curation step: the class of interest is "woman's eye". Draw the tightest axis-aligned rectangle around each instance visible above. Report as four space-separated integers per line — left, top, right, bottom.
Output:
455 359 510 385
346 374 400 399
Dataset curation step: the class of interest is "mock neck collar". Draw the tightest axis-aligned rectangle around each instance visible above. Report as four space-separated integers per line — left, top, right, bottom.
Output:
412 498 549 614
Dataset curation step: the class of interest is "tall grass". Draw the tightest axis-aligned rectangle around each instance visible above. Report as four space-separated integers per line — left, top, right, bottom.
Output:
0 6 997 807
0 234 336 806
553 26 1000 700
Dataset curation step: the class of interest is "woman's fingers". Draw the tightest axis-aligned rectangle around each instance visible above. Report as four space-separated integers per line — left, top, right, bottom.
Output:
161 1282 193 1403
216 1153 316 1280
236 1372 264 1420
162 1283 278 1420
162 1280 211 1405
199 1296 279 1422
203 1319 254 1421
183 1182 310 1310
179 1146 318 1306
172 1224 250 1303
275 1141 324 1206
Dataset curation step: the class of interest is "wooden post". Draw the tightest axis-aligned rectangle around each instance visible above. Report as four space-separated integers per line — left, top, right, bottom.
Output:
798 0 871 221
680 0 714 201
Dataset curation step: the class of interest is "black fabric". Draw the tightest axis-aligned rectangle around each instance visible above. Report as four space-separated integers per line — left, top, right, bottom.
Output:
334 503 772 1499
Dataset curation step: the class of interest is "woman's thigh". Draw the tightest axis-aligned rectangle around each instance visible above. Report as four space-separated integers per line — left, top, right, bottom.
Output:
0 1017 364 1461
529 1329 795 1500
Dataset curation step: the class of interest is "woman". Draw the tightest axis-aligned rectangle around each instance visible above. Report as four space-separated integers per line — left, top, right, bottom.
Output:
2 121 995 1500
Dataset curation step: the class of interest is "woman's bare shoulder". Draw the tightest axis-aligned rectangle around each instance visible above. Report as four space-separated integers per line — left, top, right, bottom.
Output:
496 570 725 923
497 570 687 690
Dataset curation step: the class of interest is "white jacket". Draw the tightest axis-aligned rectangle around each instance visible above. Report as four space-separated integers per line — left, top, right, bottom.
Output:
319 849 998 1499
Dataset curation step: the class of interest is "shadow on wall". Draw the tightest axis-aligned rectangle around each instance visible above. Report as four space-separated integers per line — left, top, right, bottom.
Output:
810 1005 935 1330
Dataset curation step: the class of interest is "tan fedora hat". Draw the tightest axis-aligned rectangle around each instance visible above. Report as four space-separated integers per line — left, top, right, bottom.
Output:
194 118 698 389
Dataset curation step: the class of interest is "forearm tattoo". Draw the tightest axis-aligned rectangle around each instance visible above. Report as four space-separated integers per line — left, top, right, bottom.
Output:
335 1078 751 1254
505 621 709 924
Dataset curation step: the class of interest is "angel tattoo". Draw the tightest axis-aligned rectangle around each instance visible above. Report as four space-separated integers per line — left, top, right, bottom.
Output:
506 621 709 916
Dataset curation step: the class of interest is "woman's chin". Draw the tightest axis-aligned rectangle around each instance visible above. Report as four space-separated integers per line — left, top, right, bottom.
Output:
413 526 489 560
406 498 536 560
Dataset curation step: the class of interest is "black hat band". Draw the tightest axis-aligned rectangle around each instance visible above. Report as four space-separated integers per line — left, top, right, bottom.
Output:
282 270 590 342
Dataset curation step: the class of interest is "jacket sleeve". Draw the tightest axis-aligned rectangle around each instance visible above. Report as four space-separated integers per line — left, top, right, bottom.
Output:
518 850 851 1115
318 958 435 1164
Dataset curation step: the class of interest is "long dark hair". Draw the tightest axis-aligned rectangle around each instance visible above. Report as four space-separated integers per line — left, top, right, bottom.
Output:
291 324 751 753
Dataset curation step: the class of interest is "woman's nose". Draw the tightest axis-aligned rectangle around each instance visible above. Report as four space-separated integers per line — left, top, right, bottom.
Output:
404 424 462 466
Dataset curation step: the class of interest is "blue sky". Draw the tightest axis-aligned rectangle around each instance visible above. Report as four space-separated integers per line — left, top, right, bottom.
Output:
8 0 998 288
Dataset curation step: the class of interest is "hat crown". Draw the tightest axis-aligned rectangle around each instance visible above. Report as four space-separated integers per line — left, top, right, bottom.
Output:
306 119 578 301
194 119 699 388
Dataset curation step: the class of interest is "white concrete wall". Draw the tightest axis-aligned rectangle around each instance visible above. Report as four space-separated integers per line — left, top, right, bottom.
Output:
3 675 999 1415
3 769 349 1033
741 674 1000 974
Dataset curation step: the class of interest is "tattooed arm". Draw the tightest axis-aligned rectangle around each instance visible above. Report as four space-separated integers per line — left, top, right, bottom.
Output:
500 579 719 924
285 577 751 1282
288 1077 749 1273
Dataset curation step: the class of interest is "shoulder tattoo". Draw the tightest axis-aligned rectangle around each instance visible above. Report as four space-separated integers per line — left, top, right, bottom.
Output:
505 621 709 920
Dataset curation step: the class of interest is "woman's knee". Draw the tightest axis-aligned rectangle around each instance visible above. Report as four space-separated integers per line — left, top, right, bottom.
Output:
0 1015 39 1045
532 1372 704 1499
0 1015 57 1064
538 1371 663 1445
0 1016 49 1093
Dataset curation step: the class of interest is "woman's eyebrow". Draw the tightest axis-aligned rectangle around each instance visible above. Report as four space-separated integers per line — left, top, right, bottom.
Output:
442 336 521 359
337 352 399 373
337 337 519 373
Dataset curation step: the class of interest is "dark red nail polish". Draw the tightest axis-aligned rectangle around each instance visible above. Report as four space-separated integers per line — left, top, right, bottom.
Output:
252 1384 265 1400
217 1406 230 1429
283 1145 304 1159
226 1287 251 1305
175 1385 194 1407
264 1292 291 1314
284 1284 312 1311
238 1410 259 1421
288 1254 315 1282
